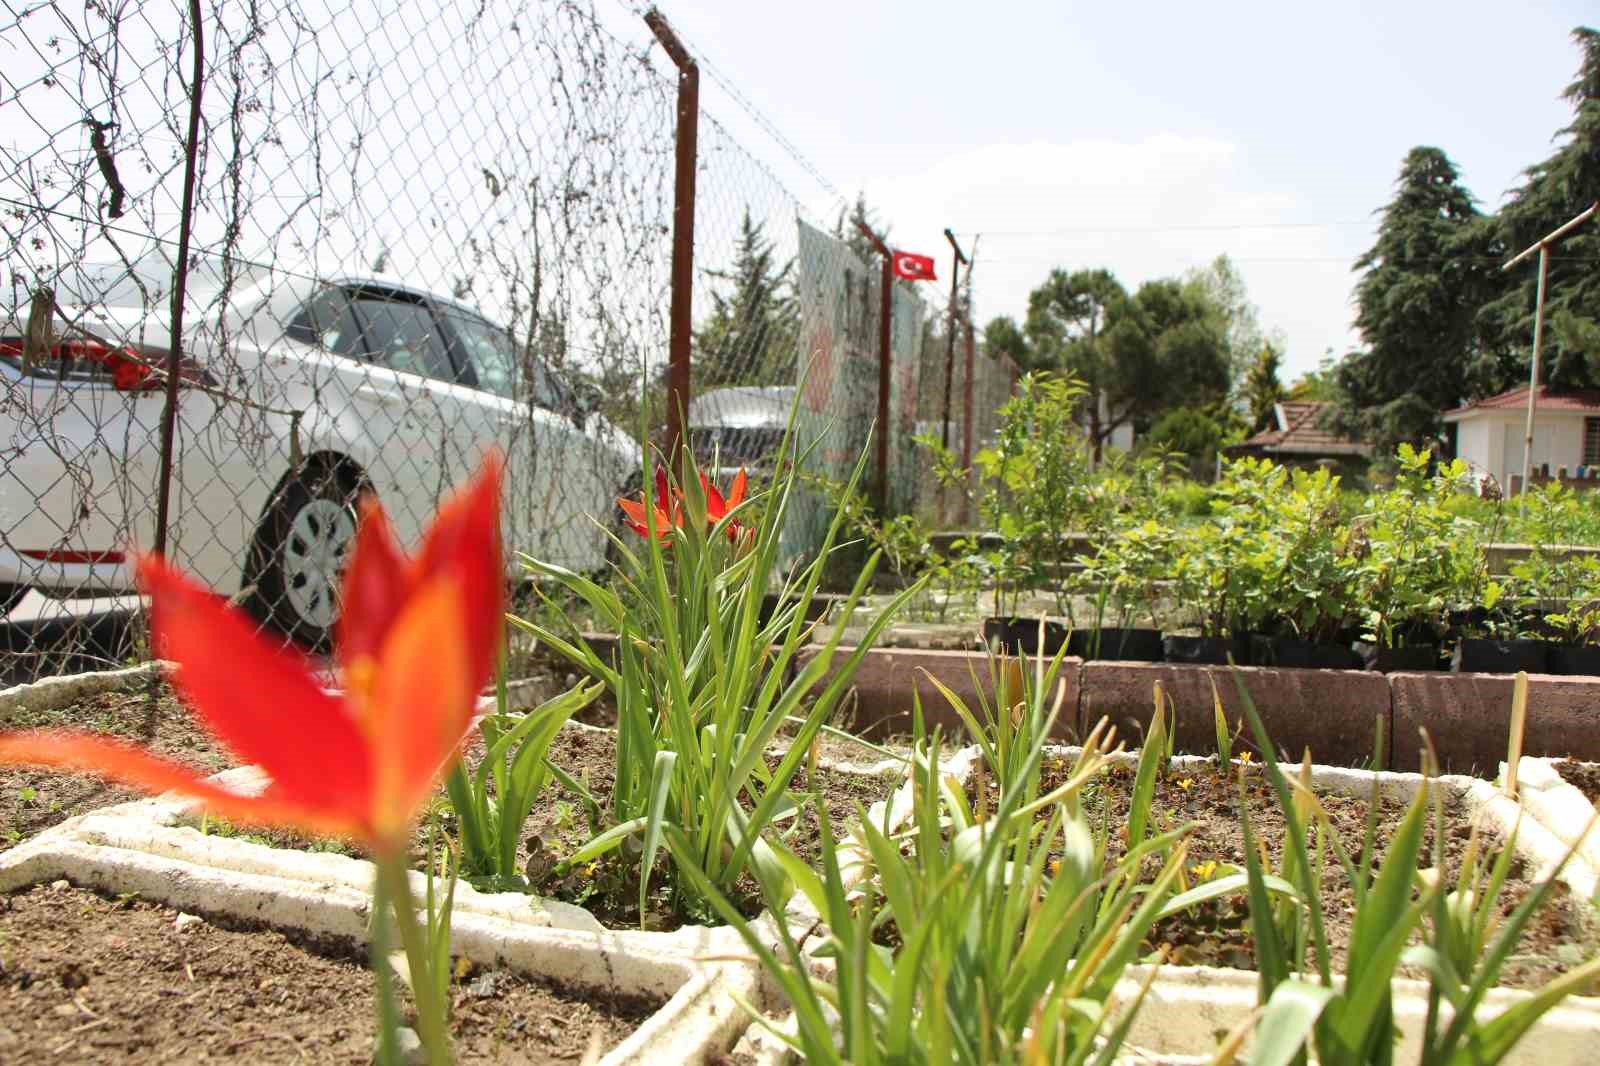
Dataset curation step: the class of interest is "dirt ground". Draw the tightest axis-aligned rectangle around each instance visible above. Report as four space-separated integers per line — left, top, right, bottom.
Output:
1555 759 1600 806
0 881 661 1064
1033 757 1598 990
0 680 235 851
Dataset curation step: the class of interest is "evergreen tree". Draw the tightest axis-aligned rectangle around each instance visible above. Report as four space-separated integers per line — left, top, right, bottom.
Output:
1243 343 1287 432
694 210 797 387
1480 27 1600 389
1329 146 1486 455
1022 268 1228 459
981 315 1031 368
1183 254 1269 394
833 192 891 266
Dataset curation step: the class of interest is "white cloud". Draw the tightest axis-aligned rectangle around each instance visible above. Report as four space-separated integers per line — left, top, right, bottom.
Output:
828 136 1371 382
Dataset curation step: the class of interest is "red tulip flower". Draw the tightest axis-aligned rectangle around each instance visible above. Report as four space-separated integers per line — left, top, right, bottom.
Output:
0 456 506 855
616 466 750 545
617 466 682 542
701 468 749 540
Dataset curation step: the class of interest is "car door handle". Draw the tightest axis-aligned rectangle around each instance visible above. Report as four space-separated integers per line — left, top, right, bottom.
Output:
356 384 404 409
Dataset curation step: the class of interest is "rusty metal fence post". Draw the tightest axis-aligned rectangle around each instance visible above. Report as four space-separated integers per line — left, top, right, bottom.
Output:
153 0 206 559
960 318 976 525
645 7 698 469
853 221 893 511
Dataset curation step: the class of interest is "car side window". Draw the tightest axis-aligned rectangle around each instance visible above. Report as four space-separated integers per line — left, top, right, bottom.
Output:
348 296 456 383
285 287 365 357
443 311 566 410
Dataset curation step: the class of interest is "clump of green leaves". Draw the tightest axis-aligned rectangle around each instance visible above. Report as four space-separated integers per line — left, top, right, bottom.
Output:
1228 674 1600 1065
442 674 600 888
1349 444 1481 649
517 409 925 922
668 704 1197 1065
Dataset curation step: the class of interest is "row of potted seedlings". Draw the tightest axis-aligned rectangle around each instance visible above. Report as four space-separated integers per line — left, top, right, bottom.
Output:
980 448 1600 675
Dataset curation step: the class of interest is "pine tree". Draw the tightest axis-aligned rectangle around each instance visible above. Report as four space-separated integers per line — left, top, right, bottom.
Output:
1329 146 1486 454
1480 27 1600 389
1243 343 1287 432
694 210 797 387
833 192 890 266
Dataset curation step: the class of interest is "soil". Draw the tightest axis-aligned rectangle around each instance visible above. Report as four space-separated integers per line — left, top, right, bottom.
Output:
0 881 659 1063
1 673 897 932
0 679 235 851
503 729 898 929
1554 759 1600 807
1032 758 1598 990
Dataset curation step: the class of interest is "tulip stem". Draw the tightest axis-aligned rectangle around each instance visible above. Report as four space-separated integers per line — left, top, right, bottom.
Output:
379 855 453 1066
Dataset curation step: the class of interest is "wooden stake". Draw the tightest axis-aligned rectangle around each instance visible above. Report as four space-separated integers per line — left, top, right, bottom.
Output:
1505 670 1529 799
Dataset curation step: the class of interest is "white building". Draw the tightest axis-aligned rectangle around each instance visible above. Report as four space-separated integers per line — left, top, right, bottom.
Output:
1443 386 1600 494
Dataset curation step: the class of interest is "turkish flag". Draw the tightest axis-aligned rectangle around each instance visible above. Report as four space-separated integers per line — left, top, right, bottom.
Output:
891 251 937 282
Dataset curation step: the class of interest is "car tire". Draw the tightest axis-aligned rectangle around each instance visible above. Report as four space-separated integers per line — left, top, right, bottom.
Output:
0 583 28 617
247 466 365 650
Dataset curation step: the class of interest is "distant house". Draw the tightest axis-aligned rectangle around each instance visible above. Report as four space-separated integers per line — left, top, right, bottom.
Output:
1443 386 1600 495
1223 401 1372 475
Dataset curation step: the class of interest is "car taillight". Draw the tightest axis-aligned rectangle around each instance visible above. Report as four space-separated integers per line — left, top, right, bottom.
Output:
0 337 209 391
19 549 126 564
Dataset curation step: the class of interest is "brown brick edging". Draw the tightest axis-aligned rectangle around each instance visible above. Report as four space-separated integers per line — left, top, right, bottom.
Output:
788 645 1600 775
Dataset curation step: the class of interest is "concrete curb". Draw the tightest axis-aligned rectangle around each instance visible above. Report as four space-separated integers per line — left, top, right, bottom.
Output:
0 660 169 723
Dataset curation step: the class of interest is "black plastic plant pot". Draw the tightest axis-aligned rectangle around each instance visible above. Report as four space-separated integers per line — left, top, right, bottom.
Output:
1161 633 1249 666
1071 627 1163 662
1546 643 1600 677
1353 641 1441 673
982 617 1069 656
1250 634 1362 670
1450 638 1550 675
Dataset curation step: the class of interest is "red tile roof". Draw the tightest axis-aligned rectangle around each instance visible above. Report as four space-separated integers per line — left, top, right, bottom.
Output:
1444 385 1600 417
1227 401 1371 458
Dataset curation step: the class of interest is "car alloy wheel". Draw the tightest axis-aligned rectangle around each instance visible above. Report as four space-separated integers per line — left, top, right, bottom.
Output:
280 496 356 630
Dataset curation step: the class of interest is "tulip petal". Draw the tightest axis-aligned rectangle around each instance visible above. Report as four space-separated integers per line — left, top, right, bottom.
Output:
140 555 372 816
413 455 505 697
337 499 414 667
700 472 727 520
366 576 475 845
727 468 748 509
653 466 671 513
0 732 368 842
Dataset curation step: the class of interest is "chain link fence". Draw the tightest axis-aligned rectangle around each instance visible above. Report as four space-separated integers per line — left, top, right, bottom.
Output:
0 0 1012 685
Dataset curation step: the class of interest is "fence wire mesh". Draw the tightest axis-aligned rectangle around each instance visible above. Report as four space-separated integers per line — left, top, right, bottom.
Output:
0 0 1010 685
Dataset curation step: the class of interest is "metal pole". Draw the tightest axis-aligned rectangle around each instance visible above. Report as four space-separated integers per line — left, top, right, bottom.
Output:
854 220 894 512
1500 200 1599 498
961 318 976 524
939 228 968 451
1520 244 1550 497
1502 201 1600 269
154 0 205 559
645 8 698 470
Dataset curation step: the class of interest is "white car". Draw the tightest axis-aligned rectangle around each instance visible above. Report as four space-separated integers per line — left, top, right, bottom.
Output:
0 254 638 646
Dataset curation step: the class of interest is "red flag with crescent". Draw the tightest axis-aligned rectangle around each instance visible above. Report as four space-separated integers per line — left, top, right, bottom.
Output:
891 251 937 282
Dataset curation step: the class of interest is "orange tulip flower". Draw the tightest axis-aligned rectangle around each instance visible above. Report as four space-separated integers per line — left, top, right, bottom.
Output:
616 466 749 545
0 456 506 855
617 466 681 541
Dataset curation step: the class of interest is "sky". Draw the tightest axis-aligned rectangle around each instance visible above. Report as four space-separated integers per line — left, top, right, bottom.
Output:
603 0 1597 384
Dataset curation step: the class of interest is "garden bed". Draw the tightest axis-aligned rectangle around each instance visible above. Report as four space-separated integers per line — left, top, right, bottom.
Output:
0 673 234 851
0 880 659 1063
1038 757 1597 990
1555 758 1600 806
0 667 903 934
